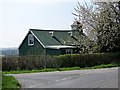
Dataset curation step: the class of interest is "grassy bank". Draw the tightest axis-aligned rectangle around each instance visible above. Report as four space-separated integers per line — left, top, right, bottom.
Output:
2 74 20 89
3 63 119 74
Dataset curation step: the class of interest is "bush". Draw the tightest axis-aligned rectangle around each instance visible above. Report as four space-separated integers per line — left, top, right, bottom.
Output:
2 57 18 71
54 53 120 68
18 55 45 70
2 52 120 71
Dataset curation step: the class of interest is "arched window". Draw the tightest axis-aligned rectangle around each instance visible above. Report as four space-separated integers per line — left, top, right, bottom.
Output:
28 34 34 46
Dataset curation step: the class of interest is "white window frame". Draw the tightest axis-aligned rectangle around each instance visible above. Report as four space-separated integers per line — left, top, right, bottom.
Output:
66 49 73 54
28 34 34 46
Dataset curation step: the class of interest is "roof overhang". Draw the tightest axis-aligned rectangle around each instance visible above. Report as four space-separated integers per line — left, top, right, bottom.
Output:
45 45 76 49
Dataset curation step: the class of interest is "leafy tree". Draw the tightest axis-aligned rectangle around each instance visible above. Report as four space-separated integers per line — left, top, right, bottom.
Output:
70 20 96 53
95 2 120 52
73 1 120 53
72 2 99 53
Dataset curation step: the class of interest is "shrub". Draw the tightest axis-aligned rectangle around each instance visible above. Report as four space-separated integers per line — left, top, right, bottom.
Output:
55 52 120 68
2 56 19 71
2 52 120 71
18 55 45 70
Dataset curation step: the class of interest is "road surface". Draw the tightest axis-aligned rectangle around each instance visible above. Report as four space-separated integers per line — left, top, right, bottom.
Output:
11 67 119 88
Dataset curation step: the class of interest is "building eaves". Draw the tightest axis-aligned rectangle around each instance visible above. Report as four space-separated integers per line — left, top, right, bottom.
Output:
46 45 75 49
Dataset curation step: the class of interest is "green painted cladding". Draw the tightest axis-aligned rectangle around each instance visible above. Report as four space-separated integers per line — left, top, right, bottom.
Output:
19 32 44 56
46 49 60 55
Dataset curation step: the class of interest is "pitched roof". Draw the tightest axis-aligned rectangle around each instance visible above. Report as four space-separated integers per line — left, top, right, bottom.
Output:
53 31 76 45
30 29 61 46
30 29 80 47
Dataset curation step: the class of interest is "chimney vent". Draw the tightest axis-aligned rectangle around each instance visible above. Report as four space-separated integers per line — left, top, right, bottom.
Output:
68 31 73 37
49 31 54 36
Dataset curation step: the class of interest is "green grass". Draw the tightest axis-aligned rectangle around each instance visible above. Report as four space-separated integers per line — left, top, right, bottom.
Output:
0 72 2 90
3 63 119 74
59 63 119 71
90 63 119 69
2 74 21 89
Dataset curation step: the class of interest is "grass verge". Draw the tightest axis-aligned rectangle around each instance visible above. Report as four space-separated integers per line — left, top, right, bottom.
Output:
0 72 2 90
3 63 119 74
2 74 21 89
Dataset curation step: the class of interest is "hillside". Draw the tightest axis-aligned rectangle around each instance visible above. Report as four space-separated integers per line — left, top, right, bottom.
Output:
0 48 19 56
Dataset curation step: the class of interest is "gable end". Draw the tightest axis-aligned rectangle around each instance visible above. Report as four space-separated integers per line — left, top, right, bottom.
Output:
19 30 45 49
29 30 45 48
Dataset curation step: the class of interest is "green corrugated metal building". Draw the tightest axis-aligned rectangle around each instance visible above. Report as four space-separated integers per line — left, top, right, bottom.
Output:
19 21 85 56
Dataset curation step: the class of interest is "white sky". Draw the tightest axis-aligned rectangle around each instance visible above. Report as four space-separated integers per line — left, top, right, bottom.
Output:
0 0 91 48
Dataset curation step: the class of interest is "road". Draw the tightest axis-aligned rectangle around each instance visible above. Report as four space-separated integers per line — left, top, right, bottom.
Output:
11 67 119 88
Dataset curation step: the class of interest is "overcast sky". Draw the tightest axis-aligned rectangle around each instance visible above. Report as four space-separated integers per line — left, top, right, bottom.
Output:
0 0 91 48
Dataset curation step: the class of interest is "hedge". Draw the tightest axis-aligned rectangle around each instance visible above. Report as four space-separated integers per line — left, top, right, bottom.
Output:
55 53 120 68
2 53 120 71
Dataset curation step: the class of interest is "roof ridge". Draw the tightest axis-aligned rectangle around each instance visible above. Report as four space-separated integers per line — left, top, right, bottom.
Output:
30 29 72 32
